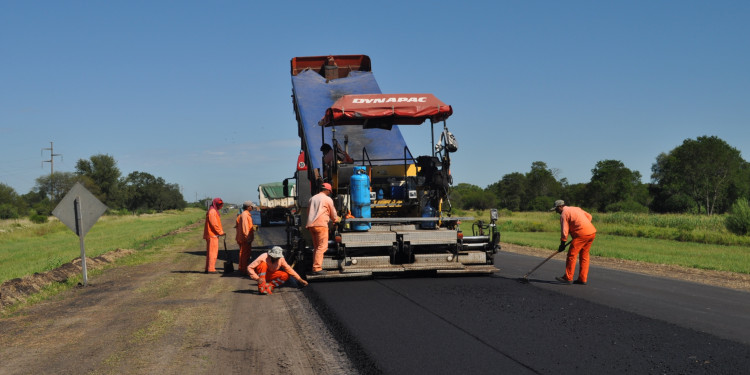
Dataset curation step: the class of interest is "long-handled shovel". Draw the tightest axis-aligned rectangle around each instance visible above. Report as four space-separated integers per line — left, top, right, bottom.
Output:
223 235 234 274
518 241 572 284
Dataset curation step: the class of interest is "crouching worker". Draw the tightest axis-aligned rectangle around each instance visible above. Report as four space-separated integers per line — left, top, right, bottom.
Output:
248 246 308 295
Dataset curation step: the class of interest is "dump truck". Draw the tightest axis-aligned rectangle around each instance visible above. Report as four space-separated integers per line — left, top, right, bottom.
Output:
283 55 500 280
257 182 295 226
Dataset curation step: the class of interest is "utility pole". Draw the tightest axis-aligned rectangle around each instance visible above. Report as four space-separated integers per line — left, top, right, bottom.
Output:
42 141 63 200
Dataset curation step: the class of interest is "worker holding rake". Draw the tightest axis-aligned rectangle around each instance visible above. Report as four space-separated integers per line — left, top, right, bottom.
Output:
551 200 596 285
248 246 308 294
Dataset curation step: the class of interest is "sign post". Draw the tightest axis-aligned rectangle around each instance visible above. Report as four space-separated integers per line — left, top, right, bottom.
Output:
52 183 108 286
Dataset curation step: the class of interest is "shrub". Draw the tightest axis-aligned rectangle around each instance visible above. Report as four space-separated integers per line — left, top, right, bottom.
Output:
497 208 513 217
605 200 649 213
108 208 132 216
725 198 750 236
0 203 19 219
30 214 48 224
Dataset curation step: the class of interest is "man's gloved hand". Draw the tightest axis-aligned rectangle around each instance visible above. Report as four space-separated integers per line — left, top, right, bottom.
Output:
558 241 567 252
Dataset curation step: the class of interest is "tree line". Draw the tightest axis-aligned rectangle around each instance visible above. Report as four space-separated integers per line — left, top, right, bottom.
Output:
451 135 750 216
0 154 187 220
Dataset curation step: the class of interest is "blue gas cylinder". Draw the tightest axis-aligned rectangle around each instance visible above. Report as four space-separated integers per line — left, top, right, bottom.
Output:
421 203 436 229
350 166 371 231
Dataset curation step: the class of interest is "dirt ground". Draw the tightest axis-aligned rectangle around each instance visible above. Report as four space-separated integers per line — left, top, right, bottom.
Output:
0 217 355 375
2 219 749 374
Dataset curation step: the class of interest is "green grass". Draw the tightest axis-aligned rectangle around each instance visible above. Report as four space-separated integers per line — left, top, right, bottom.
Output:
457 210 750 274
0 208 205 284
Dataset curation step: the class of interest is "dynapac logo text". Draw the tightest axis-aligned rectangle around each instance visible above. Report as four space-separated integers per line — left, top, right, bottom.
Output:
352 97 427 104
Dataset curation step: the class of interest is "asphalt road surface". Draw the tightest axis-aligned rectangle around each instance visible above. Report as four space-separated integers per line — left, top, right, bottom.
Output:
263 226 750 374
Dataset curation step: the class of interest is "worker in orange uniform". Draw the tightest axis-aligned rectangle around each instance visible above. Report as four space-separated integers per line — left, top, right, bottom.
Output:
248 246 308 294
203 197 225 274
551 200 596 285
235 201 255 276
306 182 339 276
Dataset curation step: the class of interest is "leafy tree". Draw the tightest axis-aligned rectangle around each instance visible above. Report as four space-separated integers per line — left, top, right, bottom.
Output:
450 183 479 210
523 161 563 211
0 183 22 219
0 182 18 204
122 171 186 212
75 154 122 208
20 190 49 217
648 183 693 213
587 160 647 212
527 196 556 212
562 183 588 208
450 183 498 210
464 190 498 210
651 136 746 215
488 172 526 211
30 172 92 214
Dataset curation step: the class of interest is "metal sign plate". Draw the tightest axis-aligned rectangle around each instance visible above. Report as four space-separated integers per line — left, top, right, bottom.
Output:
52 182 108 237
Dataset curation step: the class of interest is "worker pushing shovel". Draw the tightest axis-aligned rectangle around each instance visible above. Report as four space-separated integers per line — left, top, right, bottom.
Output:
519 200 597 284
550 200 597 285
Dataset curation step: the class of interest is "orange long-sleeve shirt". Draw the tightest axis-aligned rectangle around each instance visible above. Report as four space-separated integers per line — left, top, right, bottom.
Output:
306 192 338 228
247 253 303 282
235 209 254 244
560 206 596 241
203 207 225 239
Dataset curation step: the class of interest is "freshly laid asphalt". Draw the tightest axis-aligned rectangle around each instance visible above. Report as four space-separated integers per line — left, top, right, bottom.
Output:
264 227 750 374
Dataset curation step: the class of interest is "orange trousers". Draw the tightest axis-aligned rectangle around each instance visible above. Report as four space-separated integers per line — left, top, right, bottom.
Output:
238 242 252 276
205 237 219 272
254 261 290 293
308 226 329 272
565 233 596 283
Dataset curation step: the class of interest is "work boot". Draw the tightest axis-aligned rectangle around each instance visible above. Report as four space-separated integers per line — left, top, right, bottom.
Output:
573 280 587 285
555 276 572 284
310 270 327 276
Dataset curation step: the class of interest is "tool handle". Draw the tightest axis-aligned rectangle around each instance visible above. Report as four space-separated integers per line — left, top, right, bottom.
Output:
522 241 573 278
222 237 231 257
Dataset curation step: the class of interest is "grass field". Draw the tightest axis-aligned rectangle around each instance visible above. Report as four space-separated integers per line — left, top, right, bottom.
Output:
3 208 750 286
0 208 205 284
458 210 750 274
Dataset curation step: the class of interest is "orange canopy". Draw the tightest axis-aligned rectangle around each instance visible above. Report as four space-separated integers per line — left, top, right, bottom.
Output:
319 94 453 129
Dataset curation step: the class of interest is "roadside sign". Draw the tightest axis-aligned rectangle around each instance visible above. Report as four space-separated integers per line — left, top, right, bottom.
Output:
52 182 108 286
53 182 107 238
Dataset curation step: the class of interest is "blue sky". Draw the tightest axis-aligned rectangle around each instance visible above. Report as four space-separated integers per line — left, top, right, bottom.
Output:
2 1 748 205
